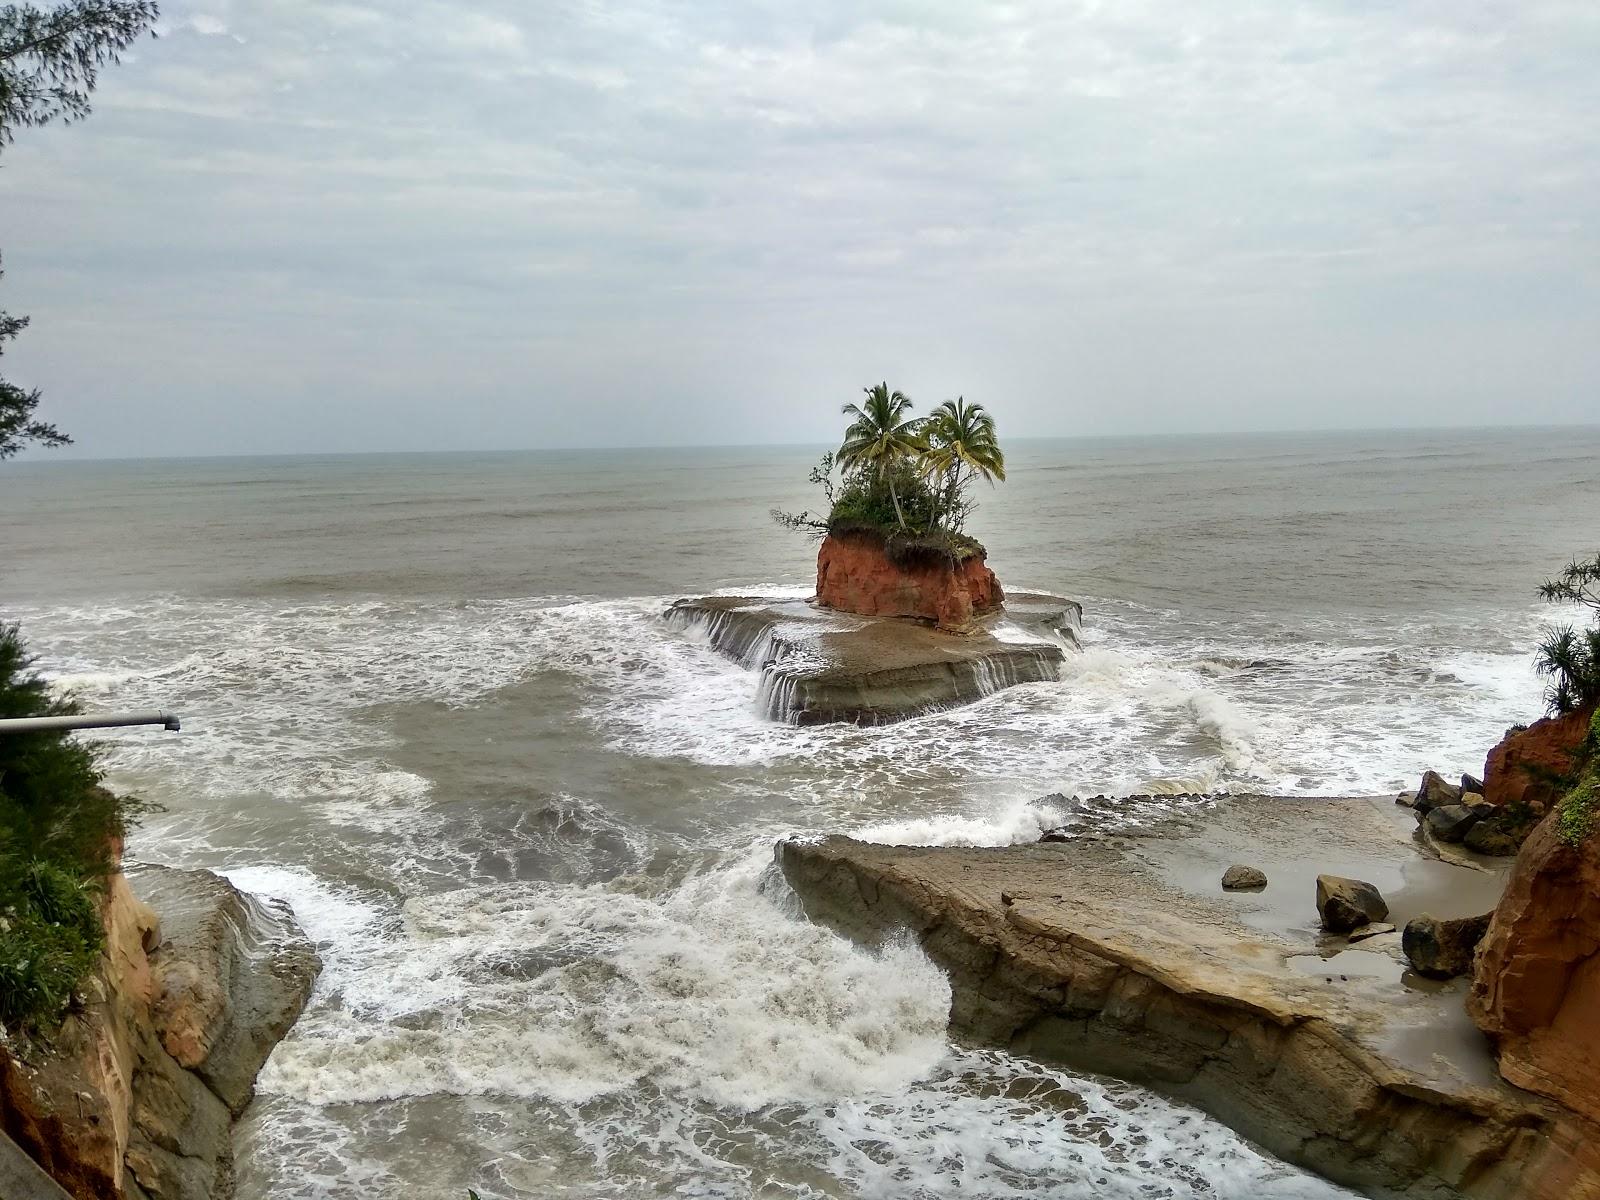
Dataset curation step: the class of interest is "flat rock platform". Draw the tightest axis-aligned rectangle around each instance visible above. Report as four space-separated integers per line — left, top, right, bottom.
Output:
665 592 1081 724
778 795 1600 1200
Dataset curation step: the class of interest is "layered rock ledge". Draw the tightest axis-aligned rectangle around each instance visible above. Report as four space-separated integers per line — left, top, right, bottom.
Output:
0 863 319 1200
777 796 1600 1199
666 591 1080 725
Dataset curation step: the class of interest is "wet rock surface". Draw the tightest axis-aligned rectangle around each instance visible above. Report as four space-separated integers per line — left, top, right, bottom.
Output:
778 795 1599 1200
665 592 1080 725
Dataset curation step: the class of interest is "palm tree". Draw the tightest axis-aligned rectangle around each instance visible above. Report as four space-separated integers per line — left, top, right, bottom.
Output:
838 382 924 529
921 397 1004 528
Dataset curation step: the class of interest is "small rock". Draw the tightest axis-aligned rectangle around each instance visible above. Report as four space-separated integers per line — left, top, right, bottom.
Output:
1461 791 1489 809
1395 790 1419 809
1316 875 1390 933
1038 828 1071 843
1415 770 1462 814
1403 912 1492 979
1461 773 1485 796
1000 891 1014 907
1221 865 1268 890
1425 803 1487 844
1347 923 1396 943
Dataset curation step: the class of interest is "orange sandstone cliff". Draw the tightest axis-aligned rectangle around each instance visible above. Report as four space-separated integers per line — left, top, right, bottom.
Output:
1483 704 1595 809
1469 808 1600 1125
0 857 318 1200
815 530 1002 630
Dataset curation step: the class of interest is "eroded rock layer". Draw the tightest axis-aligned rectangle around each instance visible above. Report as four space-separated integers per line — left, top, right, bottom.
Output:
777 796 1600 1200
0 864 319 1200
815 530 1002 629
666 593 1079 724
1483 706 1594 810
1469 812 1600 1126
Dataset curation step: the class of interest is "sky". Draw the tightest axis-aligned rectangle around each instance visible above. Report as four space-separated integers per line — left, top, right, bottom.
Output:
1 0 1597 458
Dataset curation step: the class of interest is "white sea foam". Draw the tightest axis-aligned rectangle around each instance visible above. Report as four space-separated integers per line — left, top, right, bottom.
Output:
256 848 951 1109
13 586 1533 1199
855 795 1070 847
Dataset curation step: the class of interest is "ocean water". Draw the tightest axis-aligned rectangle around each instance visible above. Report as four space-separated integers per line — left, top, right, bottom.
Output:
3 427 1598 1199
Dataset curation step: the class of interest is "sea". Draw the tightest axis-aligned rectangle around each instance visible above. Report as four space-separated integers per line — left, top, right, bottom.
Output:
3 426 1598 1199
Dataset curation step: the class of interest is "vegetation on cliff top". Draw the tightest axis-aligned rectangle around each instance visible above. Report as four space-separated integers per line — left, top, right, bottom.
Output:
1534 553 1600 717
1554 709 1600 849
773 382 1007 563
0 624 150 1031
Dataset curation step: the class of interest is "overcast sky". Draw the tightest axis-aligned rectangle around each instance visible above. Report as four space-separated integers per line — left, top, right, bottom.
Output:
1 0 1596 458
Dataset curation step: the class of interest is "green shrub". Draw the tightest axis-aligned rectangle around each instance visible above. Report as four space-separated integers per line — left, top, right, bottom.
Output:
1535 554 1600 715
0 622 146 1032
1554 709 1600 849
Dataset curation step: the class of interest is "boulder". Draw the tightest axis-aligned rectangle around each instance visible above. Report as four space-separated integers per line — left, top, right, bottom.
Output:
1403 913 1492 979
1316 874 1389 933
1414 770 1462 814
1465 808 1533 857
814 530 1002 630
1425 803 1488 844
1484 706 1595 810
1469 811 1600 1124
1395 790 1419 809
1221 864 1268 890
1462 773 1486 796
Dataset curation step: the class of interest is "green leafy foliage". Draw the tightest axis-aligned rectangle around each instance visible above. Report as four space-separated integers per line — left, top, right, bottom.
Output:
773 383 1007 558
1555 710 1600 849
0 622 147 1031
1535 553 1600 715
0 1 159 140
0 257 69 460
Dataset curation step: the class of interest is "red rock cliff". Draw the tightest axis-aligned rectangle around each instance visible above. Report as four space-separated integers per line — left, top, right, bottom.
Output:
815 531 1003 630
1484 705 1595 809
1468 808 1600 1125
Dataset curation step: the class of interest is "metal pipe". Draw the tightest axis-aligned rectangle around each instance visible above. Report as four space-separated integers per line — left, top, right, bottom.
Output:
0 711 181 735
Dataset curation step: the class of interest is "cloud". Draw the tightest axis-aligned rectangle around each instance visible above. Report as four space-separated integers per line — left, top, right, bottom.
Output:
0 0 1596 456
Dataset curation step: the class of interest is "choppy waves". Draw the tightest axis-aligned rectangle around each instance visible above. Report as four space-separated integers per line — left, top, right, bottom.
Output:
11 587 1546 1199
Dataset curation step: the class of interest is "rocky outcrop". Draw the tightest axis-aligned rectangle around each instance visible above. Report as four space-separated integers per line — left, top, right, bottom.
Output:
814 530 1002 630
1483 706 1594 810
0 864 319 1200
1315 874 1389 932
1403 913 1492 979
665 593 1079 725
1469 813 1600 1126
777 795 1600 1200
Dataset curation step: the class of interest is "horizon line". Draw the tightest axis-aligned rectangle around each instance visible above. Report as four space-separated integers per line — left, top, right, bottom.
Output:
7 418 1599 468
